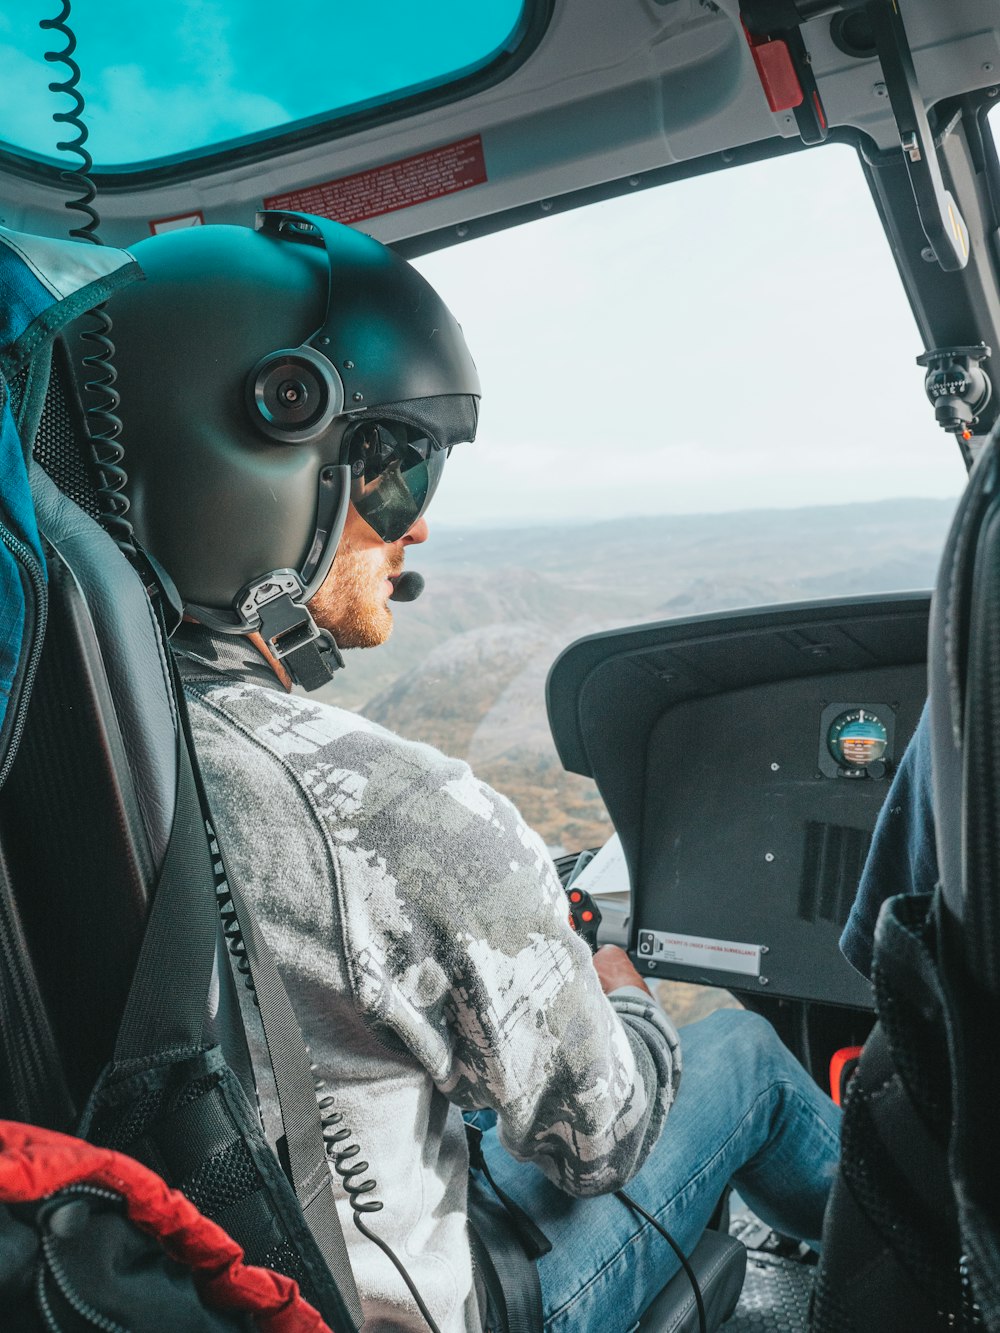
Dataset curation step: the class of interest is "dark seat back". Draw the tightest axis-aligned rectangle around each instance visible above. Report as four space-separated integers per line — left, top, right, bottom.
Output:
812 433 1000 1331
0 340 178 1114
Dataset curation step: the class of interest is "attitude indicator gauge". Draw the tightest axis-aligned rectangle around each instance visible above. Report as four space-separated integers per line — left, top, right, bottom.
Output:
817 701 895 779
827 708 888 769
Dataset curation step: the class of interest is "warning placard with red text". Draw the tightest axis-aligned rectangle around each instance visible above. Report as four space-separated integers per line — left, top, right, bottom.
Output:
264 135 487 226
638 929 764 978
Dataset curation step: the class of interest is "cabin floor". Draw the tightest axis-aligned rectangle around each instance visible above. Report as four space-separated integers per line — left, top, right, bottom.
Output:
722 1199 814 1331
722 1252 812 1331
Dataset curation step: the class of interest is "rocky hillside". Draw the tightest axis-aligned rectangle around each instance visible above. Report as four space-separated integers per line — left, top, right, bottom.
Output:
320 498 954 849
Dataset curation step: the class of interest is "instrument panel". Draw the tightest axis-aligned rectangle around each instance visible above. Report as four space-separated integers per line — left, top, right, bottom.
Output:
547 594 930 1008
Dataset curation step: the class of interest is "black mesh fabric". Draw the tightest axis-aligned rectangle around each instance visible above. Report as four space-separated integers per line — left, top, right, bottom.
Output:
88 1088 165 1152
839 1091 959 1306
810 1268 863 1333
814 912 974 1332
813 1080 970 1332
262 1240 310 1291
874 984 951 1140
88 1063 267 1223
82 1050 348 1326
184 1138 260 1213
871 898 953 1139
174 1069 224 1109
30 343 102 520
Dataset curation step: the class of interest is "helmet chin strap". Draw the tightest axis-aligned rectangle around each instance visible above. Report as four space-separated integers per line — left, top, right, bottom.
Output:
246 631 295 691
236 568 345 691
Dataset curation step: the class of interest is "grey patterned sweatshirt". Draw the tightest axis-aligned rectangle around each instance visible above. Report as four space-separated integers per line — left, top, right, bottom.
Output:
176 630 681 1332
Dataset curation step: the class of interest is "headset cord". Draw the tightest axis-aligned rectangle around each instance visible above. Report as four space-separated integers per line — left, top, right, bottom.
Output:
224 901 696 1333
615 1189 707 1333
211 829 442 1333
39 2 99 245
313 1105 706 1333
40 0 137 562
314 1085 442 1333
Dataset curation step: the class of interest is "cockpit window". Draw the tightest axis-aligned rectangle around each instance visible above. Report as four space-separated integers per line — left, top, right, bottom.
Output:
329 144 964 862
0 1 529 174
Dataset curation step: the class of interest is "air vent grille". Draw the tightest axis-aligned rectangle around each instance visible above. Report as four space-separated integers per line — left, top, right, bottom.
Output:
799 820 872 925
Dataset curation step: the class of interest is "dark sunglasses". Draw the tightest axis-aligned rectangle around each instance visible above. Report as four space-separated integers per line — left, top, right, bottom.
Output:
343 419 448 542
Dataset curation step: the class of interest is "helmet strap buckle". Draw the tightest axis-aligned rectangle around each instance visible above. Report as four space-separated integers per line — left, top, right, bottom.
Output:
236 570 344 690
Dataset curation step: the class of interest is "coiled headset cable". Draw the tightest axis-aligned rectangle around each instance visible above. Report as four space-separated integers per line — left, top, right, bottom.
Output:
313 1093 705 1333
39 2 98 246
208 826 442 1332
40 0 137 561
314 1083 442 1333
218 849 703 1333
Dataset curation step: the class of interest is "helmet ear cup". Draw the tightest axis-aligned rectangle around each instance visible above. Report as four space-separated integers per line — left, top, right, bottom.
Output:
247 345 344 443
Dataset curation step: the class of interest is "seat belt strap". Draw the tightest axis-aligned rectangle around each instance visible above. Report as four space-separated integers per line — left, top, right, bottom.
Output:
221 872 359 1299
110 588 361 1323
168 647 360 1317
113 715 218 1062
467 1176 545 1333
466 1122 551 1259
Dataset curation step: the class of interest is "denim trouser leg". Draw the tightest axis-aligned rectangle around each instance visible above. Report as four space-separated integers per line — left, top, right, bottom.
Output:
475 1008 841 1333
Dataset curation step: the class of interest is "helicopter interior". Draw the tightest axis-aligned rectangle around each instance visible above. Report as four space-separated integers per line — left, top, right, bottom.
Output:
1 0 999 1330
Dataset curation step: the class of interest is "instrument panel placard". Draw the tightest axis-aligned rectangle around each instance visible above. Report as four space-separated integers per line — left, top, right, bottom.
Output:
637 928 764 977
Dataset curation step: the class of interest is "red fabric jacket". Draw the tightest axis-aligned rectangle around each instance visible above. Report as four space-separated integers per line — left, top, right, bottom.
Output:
0 1119 332 1333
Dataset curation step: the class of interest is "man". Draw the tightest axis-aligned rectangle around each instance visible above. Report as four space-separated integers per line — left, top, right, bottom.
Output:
109 213 841 1332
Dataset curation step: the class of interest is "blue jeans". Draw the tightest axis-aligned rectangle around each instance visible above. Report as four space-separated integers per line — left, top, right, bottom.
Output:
471 1008 841 1333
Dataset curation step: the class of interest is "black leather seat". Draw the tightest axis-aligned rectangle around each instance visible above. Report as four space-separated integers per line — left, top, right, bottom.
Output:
0 322 261 1122
638 1229 746 1331
0 338 183 1125
0 342 182 1118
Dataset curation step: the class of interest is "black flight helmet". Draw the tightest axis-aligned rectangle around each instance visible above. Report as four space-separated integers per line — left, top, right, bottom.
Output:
109 211 480 686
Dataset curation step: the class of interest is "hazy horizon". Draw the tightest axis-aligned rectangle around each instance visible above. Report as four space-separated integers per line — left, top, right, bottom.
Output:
425 492 960 530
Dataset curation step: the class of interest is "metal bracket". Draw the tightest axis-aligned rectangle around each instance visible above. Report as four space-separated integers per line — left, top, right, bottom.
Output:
236 569 344 689
863 0 969 272
741 1 970 271
237 570 325 656
740 4 830 145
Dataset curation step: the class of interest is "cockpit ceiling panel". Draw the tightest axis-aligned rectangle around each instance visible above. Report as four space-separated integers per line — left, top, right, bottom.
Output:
2 0 999 247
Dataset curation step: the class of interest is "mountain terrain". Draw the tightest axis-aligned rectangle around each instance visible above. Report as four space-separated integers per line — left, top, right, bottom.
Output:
319 498 954 851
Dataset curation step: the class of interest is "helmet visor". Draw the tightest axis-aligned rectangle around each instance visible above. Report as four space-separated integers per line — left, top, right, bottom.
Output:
345 419 448 543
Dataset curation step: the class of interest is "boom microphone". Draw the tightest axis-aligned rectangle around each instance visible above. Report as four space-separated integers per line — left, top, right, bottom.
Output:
389 571 425 602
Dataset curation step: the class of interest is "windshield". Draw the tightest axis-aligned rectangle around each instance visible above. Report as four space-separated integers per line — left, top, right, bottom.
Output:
327 143 961 867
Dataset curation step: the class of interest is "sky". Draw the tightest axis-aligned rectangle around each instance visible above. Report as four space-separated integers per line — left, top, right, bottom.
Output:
413 142 969 526
0 1 522 164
